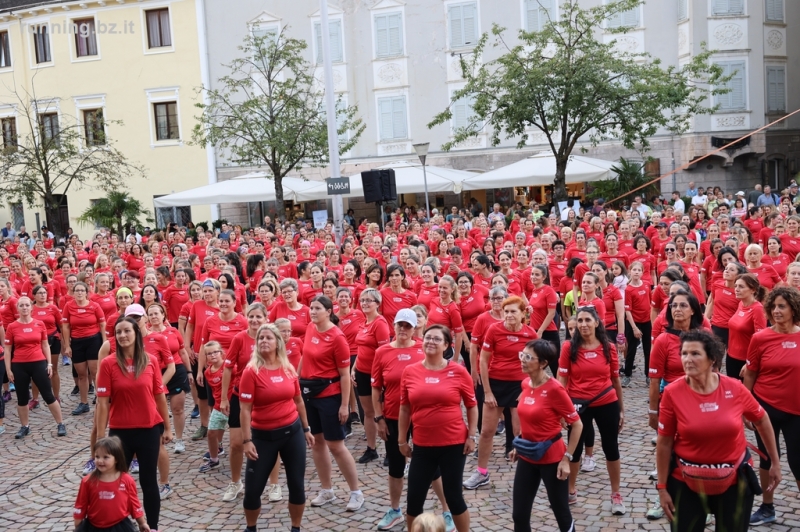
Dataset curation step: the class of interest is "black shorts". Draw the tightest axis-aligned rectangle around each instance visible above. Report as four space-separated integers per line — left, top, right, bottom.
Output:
164 364 191 396
191 360 208 400
48 334 61 357
71 333 102 364
354 369 372 397
228 393 242 429
305 394 346 442
488 378 523 408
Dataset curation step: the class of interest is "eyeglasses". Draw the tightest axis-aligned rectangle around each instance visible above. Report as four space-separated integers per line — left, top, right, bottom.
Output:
518 351 534 362
360 298 377 304
665 248 676 252
281 289 295 296
423 336 445 344
670 302 690 309
489 296 505 301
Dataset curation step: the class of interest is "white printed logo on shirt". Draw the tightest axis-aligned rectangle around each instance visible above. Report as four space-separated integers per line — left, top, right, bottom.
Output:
782 341 797 349
398 354 411 361
240 393 252 399
424 377 439 384
98 491 116 500
507 336 519 342
270 376 284 383
584 351 598 359
311 336 319 344
699 402 719 413
523 396 535 405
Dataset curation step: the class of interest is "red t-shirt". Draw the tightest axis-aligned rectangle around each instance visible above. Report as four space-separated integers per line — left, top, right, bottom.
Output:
73 473 144 528
576 296 606 321
355 316 391 374
630 253 657 279
547 259 568 292
188 300 218 352
400 361 476 446
727 301 767 361
469 310 503 371
162 285 190 324
286 336 303 370
624 282 651 323
710 281 739 328
32 304 62 336
0 296 19 328
529 285 558 332
649 330 684 383
557 342 619 405
239 366 301 430
62 300 105 339
658 376 764 480
337 308 365 349
517 378 580 464
200 314 249 353
96 354 165 429
600 284 622 330
379 287 418 326
204 364 225 411
746 264 781 290
765 253 791 279
426 299 464 334
152 326 185 366
268 301 310 338
746 328 800 415
225 330 255 393
371 343 425 420
300 325 350 398
143 333 173 370
90 293 117 321
779 233 800 260
482 322 538 381
5 319 47 362
459 285 489 333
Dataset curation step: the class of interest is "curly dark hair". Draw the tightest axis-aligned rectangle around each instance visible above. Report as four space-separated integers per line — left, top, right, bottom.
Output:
680 329 726 371
569 306 612 364
763 286 800 325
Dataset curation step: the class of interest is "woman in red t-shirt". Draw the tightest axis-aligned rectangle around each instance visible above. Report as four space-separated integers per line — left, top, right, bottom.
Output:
62 281 106 415
4 296 65 439
96 316 173 532
765 236 791 279
512 339 582 532
591 262 625 351
31 284 63 401
416 263 439 309
335 286 365 432
705 260 747 348
197 289 248 391
268 278 309 338
726 273 767 380
656 330 781 531
380 264 418 326
576 272 607 321
557 306 626 514
426 275 464 360
91 272 117 322
300 263 326 307
528 264 560 354
398 324 477 531
239 323 314 531
744 287 800 524
353 287 391 464
184 279 220 435
456 271 489 365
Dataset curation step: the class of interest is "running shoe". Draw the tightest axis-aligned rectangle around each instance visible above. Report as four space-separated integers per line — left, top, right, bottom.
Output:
130 459 139 474
0 425 5 435
62 355 71 366
203 447 225 461
349 412 361 425
89 383 95 394
568 491 578 505
648 469 658 480
190 405 200 419
651 436 657 446
57 423 67 437
82 459 96 476
495 420 505 435
28 399 39 410
462 470 490 490
159 484 173 500
611 492 627 515
621 376 631 387
191 425 208 441
706 514 714 525
404 462 409 478
71 402 90 415
222 481 243 501
70 386 79 396
310 489 337 507
173 439 185 454
199 459 220 473
443 511 456 532
377 508 403 530
344 423 353 438
383 455 389 467
2 391 10 403
268 484 283 502
646 502 664 520
15 426 30 439
358 447 379 464
346 491 365 511
9 383 15 392
581 455 596 472
750 504 777 525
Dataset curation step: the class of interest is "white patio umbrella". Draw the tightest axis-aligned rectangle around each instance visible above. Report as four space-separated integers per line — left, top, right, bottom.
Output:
323 161 476 198
460 153 615 190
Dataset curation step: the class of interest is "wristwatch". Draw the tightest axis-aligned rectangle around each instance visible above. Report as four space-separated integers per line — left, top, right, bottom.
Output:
563 451 573 461
302 426 311 433
242 439 252 444
374 415 385 423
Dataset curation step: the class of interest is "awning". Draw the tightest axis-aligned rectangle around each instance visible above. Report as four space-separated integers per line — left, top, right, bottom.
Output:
460 153 615 190
152 173 323 207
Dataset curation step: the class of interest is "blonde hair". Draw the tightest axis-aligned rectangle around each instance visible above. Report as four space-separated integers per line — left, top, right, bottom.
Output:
204 340 223 367
410 513 445 532
248 323 294 374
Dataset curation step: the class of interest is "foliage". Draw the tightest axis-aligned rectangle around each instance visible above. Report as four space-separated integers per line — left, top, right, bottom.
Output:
429 0 730 202
211 219 228 230
0 85 146 237
77 191 153 238
193 28 365 220
587 157 660 205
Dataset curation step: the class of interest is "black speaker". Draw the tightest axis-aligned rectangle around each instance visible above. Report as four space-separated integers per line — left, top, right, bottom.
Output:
362 170 383 203
380 169 397 201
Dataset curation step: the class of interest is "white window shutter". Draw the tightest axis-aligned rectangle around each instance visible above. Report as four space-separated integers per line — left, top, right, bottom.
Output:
607 9 622 28
388 13 402 55
678 0 688 20
525 0 540 31
453 98 468 130
622 6 640 27
728 0 744 14
375 15 389 57
766 0 783 21
449 5 463 48
718 61 746 110
379 98 394 140
462 3 477 46
767 66 786 112
392 97 407 139
314 22 322 63
329 20 343 63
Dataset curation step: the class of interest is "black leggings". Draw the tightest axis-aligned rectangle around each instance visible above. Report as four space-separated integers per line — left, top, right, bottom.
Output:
0 361 5 419
407 443 468 517
243 420 307 510
624 320 652 377
12 361 56 406
666 472 754 532
540 331 561 375
725 356 746 381
512 459 574 532
384 418 442 481
110 424 163 530
568 401 620 463
755 398 800 478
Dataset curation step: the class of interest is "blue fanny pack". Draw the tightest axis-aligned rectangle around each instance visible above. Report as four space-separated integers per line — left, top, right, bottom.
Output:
512 435 562 462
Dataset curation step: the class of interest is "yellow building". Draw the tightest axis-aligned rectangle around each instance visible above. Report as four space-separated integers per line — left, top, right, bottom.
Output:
0 0 212 239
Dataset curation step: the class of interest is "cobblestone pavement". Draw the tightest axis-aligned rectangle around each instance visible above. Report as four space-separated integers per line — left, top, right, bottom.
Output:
2 357 799 532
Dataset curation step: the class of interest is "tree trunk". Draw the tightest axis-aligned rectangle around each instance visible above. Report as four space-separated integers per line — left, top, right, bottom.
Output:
43 194 65 239
115 215 124 241
553 159 568 203
274 176 285 223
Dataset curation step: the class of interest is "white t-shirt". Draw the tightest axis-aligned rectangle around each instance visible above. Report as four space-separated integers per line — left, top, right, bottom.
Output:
691 195 707 206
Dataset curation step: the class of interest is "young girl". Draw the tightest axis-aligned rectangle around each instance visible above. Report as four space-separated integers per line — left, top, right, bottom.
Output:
199 342 227 473
73 437 149 532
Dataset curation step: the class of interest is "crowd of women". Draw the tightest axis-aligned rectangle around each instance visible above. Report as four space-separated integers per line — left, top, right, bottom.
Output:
1 195 799 532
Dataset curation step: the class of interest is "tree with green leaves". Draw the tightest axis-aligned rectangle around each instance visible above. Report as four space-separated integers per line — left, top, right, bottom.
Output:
193 29 365 221
587 157 660 205
0 88 147 238
429 0 729 202
77 191 154 239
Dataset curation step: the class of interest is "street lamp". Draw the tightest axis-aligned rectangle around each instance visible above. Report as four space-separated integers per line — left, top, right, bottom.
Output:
413 142 431 220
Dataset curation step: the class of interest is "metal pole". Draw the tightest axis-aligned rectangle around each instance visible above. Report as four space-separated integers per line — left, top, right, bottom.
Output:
422 163 430 219
319 0 344 245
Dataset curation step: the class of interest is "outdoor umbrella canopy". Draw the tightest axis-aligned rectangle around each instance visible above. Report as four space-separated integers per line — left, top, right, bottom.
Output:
459 153 615 191
338 161 477 197
152 173 323 207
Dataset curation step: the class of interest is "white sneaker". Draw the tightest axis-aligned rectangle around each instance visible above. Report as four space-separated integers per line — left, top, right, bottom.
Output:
222 481 243 502
268 483 283 502
648 469 658 480
173 439 185 454
611 492 627 515
311 489 337 507
346 491 365 511
581 455 596 472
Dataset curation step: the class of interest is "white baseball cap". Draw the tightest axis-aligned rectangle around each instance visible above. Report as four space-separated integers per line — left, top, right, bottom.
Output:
736 191 745 196
394 308 418 328
124 304 146 317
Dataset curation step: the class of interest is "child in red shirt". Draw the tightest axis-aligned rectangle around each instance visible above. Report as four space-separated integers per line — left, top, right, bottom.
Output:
200 342 227 473
73 436 148 532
